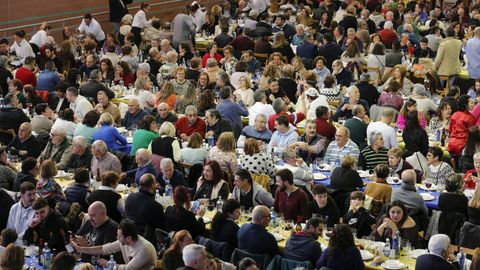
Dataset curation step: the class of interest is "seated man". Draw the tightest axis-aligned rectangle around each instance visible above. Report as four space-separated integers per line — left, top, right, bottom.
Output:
65 136 93 170
343 104 369 149
323 127 360 164
125 174 165 242
343 191 376 238
392 169 428 216
285 217 324 265
64 168 91 211
237 205 281 258
359 131 389 171
30 103 54 137
156 102 178 126
248 90 276 125
281 148 314 199
90 140 122 177
49 81 70 114
38 126 73 170
333 86 369 122
24 197 69 252
122 149 157 185
66 86 93 122
205 109 233 142
0 93 30 139
175 105 206 140
0 229 17 256
274 169 309 223
80 70 114 103
7 122 43 160
71 219 156 269
232 169 274 208
95 90 121 125
268 115 299 153
7 182 35 241
155 158 186 194
415 234 459 270
237 113 272 148
288 119 326 164
123 98 148 130
308 184 340 227
71 201 120 263
314 106 336 142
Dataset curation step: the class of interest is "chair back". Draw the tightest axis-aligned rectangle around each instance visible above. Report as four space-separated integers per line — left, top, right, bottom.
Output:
0 128 16 145
251 173 271 192
230 248 271 270
265 255 313 270
188 163 204 189
155 228 174 258
459 221 480 249
197 236 232 262
439 211 465 245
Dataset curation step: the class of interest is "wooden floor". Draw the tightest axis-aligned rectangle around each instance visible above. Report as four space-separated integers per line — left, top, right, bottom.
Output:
0 0 219 42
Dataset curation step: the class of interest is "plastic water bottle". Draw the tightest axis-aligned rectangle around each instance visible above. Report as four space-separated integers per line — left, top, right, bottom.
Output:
392 230 400 258
384 238 391 257
0 95 4 107
107 255 116 270
270 207 277 228
182 58 186 67
43 243 51 269
457 248 465 270
216 196 224 213
155 190 161 202
165 180 172 198
335 158 340 168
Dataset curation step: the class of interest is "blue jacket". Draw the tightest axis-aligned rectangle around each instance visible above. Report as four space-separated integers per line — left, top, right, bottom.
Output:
123 109 148 130
92 124 127 151
316 246 365 270
126 162 158 185
296 42 318 59
37 70 61 92
238 223 281 258
216 99 248 137
285 231 322 264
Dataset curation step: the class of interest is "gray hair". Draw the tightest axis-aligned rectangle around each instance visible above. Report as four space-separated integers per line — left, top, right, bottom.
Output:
0 55 8 68
382 108 394 118
347 85 359 95
252 205 269 223
160 158 174 169
255 113 267 122
413 83 427 96
182 244 206 267
216 71 229 84
136 148 151 163
206 58 217 67
384 21 394 29
474 152 480 161
89 69 100 80
72 136 88 149
253 90 266 102
401 169 417 186
332 59 343 68
281 148 297 161
272 98 286 113
92 140 108 153
185 105 198 115
352 104 364 116
428 234 450 257
51 126 67 137
347 28 356 34
138 63 151 74
369 131 383 145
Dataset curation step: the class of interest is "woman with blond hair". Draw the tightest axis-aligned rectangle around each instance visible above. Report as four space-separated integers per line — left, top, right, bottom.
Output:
150 122 181 173
233 76 254 106
239 138 275 177
208 131 238 176
330 155 363 192
297 6 313 26
174 83 198 114
155 81 177 109
258 63 280 91
92 112 127 151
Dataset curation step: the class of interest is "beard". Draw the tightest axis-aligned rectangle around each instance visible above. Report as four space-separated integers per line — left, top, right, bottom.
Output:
279 184 287 192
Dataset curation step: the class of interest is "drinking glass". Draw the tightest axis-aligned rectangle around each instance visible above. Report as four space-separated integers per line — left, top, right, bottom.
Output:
401 239 411 258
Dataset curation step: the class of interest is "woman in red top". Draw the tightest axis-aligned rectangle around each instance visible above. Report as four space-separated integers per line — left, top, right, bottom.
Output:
201 43 222 68
448 95 476 156
114 61 134 86
464 152 480 189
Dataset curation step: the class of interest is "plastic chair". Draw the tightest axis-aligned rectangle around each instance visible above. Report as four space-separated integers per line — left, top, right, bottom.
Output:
265 255 313 270
230 248 271 270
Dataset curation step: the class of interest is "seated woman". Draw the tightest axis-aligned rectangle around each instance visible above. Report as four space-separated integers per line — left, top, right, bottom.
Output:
92 112 127 151
374 200 419 247
459 126 480 173
397 99 426 130
86 171 124 223
330 155 363 192
468 186 480 226
150 122 181 173
427 102 451 136
438 174 468 216
74 110 100 144
165 186 205 239
36 160 64 208
402 110 429 158
130 115 158 155
180 132 207 166
52 109 77 141
448 95 476 156
113 61 134 86
464 152 480 189
281 148 314 199
160 230 194 270
308 184 340 227
424 146 455 186
378 81 404 111
365 164 393 204
344 191 376 238
388 148 414 178
208 132 237 177
211 199 241 253
239 138 275 177
193 160 229 201
23 84 44 107
233 76 255 107
316 224 364 270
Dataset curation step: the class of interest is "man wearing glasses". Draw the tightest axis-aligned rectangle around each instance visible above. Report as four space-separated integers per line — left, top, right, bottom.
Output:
237 205 281 258
38 126 72 170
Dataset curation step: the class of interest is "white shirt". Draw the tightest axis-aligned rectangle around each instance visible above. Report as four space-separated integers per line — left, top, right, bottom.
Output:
132 10 151 29
30 30 48 47
10 39 35 62
249 0 269 13
78 18 105 41
413 97 438 115
307 95 329 120
366 121 399 149
7 200 35 241
191 9 206 33
248 102 276 125
70 95 94 121
55 97 66 113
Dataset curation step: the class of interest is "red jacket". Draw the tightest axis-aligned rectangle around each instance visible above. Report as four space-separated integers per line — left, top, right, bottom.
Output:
378 28 398 49
315 117 337 142
448 111 475 156
268 112 305 131
464 169 477 189
15 67 37 88
175 116 206 138
201 53 222 68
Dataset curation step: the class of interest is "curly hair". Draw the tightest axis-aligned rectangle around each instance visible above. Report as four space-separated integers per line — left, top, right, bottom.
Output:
328 224 355 258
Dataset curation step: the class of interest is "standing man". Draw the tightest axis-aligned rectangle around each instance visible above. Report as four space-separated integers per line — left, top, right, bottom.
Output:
216 86 249 138
109 0 132 38
466 27 480 80
434 28 462 86
77 14 106 44
172 6 196 49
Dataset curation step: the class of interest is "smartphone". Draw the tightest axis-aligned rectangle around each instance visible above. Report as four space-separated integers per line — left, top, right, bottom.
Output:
472 172 478 177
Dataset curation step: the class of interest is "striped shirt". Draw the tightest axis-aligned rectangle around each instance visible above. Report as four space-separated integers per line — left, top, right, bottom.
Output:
359 146 389 170
323 140 360 164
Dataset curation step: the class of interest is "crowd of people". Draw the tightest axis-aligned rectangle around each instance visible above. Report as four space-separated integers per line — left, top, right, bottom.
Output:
2 0 480 269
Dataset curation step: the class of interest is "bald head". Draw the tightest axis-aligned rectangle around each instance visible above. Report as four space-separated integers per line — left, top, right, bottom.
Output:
139 173 156 192
128 98 140 114
135 148 151 165
88 201 108 228
19 122 32 141
401 169 417 186
252 205 270 226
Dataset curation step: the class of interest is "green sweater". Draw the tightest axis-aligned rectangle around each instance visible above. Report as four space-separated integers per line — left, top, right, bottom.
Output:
130 129 158 155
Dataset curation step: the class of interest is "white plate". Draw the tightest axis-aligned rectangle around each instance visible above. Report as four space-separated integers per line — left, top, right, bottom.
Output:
419 183 437 191
115 184 127 192
318 164 331 171
386 177 402 185
126 137 133 144
56 170 66 177
360 249 374 261
464 189 475 198
270 232 284 242
381 260 406 270
420 192 435 201
409 249 427 259
358 170 371 178
313 173 327 180
202 217 211 224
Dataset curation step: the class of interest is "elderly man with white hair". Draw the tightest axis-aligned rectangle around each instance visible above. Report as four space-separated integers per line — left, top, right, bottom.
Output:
180 244 209 270
333 85 369 121
156 102 178 125
237 113 272 148
121 148 157 185
378 21 398 49
90 140 122 179
331 59 353 87
123 98 149 130
415 234 459 270
156 158 186 193
65 136 93 170
38 126 73 170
